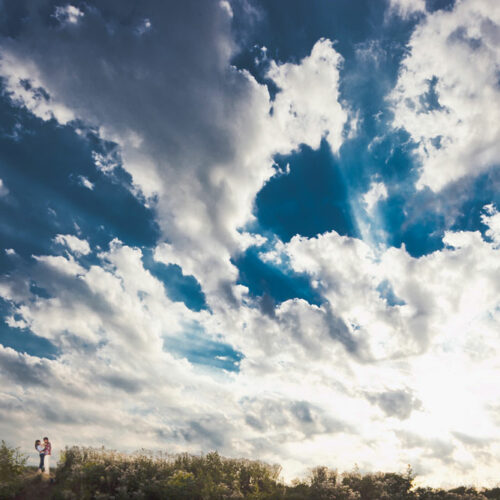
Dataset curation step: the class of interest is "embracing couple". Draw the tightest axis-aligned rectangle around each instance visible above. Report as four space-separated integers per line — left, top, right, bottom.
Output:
35 437 52 475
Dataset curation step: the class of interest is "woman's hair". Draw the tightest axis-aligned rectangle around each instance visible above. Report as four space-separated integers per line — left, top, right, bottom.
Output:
35 439 40 448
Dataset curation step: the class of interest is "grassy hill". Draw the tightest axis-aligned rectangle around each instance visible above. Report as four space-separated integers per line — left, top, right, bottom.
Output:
1 441 500 499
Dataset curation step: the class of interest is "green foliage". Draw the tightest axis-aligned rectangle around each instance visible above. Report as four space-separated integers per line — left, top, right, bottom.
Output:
52 446 286 499
0 440 28 499
5 443 500 500
0 439 27 481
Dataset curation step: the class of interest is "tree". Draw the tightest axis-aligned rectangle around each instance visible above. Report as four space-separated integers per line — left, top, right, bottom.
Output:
0 440 27 482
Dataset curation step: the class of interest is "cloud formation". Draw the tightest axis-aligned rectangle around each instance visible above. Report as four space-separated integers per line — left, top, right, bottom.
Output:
391 0 500 191
1 0 500 489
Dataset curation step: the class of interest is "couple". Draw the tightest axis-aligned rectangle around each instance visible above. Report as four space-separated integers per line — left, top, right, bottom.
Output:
35 437 52 475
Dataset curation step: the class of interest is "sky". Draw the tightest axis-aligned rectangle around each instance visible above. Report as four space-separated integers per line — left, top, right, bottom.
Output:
0 0 500 488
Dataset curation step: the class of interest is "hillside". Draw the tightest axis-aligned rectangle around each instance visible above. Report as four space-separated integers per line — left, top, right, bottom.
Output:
2 444 500 499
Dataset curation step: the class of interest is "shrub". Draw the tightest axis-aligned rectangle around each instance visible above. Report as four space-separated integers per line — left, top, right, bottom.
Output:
0 440 28 499
5 443 500 500
53 446 285 499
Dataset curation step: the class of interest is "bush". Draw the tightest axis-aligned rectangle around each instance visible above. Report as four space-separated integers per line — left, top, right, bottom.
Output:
4 443 500 500
0 439 28 499
53 446 285 499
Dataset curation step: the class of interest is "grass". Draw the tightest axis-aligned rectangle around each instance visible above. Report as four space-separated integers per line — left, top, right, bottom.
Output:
1 443 500 499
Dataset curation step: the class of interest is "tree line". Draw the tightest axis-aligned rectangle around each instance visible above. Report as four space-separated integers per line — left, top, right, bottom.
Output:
1 441 499 499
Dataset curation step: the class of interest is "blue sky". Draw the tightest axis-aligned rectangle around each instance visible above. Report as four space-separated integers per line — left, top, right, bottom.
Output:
1 0 500 487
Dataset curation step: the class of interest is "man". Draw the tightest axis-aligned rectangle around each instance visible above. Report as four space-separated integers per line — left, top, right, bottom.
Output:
43 437 52 475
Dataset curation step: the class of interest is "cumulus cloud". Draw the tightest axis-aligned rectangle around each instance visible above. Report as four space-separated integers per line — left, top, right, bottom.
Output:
266 38 349 154
0 2 348 305
391 0 500 191
255 218 500 483
264 208 500 362
2 213 500 485
2 0 500 489
53 234 91 256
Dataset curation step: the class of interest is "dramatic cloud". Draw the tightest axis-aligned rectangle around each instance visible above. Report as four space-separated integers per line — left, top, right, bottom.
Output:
1 0 500 489
391 0 500 191
266 38 348 154
0 2 349 305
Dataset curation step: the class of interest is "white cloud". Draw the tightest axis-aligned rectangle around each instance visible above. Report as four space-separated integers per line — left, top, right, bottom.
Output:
53 5 84 25
2 218 500 485
0 52 75 124
78 175 94 190
0 19 349 304
267 38 349 154
252 211 500 484
53 234 91 256
2 0 500 489
391 0 500 191
481 204 500 246
388 0 426 19
91 151 119 174
267 212 500 363
220 1 233 18
362 181 388 214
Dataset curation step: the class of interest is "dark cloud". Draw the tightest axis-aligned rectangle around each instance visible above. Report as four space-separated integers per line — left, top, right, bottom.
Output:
395 430 455 465
0 0 257 229
366 389 422 420
0 347 50 387
242 397 350 439
323 304 360 356
174 418 229 451
100 373 143 394
451 431 492 449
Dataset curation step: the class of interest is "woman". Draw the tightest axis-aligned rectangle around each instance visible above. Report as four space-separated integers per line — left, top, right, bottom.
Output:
35 439 44 473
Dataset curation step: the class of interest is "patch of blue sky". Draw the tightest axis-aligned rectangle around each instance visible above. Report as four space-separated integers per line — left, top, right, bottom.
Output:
418 76 445 113
256 139 358 242
29 281 52 299
0 88 159 275
425 0 456 13
163 322 243 373
232 0 392 67
142 249 208 313
231 0 435 250
0 298 59 359
231 0 494 259
381 191 446 257
233 246 323 308
449 169 500 236
377 280 406 307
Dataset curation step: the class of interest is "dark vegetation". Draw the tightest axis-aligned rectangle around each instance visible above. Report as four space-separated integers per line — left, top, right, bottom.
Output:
0 441 499 499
